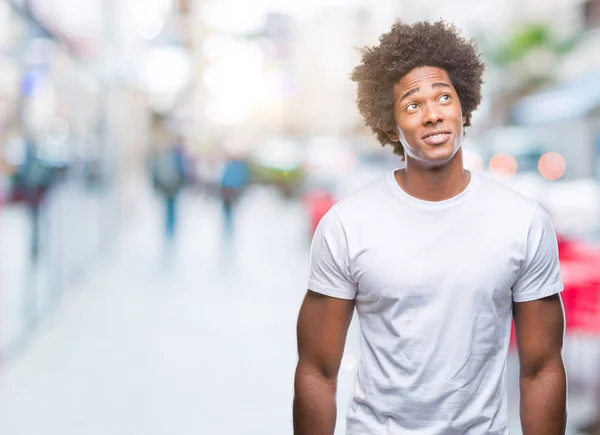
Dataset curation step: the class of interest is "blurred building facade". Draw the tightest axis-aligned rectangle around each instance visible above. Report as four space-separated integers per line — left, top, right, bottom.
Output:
1 0 599 361
0 0 176 360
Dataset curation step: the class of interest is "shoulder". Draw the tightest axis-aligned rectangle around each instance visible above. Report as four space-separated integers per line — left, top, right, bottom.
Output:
476 172 540 221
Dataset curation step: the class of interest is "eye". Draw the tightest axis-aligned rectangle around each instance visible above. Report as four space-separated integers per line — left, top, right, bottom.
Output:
439 94 451 103
405 103 419 112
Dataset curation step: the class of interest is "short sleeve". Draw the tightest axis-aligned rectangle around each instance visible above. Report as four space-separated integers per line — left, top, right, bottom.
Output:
307 208 358 300
512 205 564 302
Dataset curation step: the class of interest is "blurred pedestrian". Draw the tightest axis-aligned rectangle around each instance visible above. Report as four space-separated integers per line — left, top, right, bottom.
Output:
294 20 567 435
12 139 54 263
150 136 186 248
219 155 251 237
303 187 335 237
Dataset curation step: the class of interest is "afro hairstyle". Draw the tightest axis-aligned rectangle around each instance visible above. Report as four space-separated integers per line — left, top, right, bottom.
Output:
350 20 485 158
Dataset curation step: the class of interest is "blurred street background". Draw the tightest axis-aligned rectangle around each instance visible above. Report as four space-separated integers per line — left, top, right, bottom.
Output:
0 0 599 434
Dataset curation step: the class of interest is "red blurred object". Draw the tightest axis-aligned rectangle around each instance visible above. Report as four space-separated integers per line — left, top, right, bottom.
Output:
558 235 600 333
303 189 336 235
510 235 600 349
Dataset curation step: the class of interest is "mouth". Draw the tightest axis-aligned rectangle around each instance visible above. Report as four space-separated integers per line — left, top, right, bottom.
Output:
421 130 452 146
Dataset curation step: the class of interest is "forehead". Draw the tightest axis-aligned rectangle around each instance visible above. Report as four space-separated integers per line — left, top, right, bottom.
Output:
394 66 454 98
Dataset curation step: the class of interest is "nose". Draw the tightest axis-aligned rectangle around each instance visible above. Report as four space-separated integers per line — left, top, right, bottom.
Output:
422 103 443 125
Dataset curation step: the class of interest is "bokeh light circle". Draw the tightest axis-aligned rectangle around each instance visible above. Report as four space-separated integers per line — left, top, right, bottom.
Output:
538 152 566 181
489 153 518 177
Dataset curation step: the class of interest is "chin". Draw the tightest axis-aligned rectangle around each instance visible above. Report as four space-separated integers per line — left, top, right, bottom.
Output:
423 148 456 164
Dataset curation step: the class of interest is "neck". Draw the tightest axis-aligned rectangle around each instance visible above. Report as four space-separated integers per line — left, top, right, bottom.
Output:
395 150 470 201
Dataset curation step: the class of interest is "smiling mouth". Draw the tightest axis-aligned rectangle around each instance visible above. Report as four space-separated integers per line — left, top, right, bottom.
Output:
422 131 451 146
422 131 451 140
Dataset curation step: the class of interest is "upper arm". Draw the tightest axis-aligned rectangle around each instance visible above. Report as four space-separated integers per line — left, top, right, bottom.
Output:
512 205 563 302
513 294 565 377
512 205 565 375
306 208 358 300
296 290 355 381
298 207 357 380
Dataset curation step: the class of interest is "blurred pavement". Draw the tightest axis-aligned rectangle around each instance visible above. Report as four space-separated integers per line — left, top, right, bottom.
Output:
0 184 596 434
1 183 112 358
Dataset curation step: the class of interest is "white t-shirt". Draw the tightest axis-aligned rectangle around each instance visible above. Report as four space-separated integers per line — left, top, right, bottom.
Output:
307 170 563 435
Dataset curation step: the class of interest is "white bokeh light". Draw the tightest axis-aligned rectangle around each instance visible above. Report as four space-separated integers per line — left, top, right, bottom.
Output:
127 0 170 39
142 46 192 95
203 40 268 125
203 35 243 60
201 1 265 33
137 18 164 40
46 116 70 145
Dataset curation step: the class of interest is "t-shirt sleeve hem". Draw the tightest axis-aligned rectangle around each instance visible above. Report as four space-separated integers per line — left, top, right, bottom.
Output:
307 282 356 300
512 283 564 303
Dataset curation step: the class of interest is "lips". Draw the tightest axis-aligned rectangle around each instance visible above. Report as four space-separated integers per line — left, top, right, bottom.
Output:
422 130 451 146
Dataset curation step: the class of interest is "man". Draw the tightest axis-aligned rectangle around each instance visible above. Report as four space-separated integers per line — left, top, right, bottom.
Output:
13 139 54 264
219 154 251 236
293 20 567 435
151 136 187 246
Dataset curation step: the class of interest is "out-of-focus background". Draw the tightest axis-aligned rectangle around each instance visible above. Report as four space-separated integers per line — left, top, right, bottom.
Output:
0 0 598 434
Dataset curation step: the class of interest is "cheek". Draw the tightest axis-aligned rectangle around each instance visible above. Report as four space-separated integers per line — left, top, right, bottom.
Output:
455 104 465 122
443 105 464 127
396 124 416 143
396 114 419 133
397 126 421 150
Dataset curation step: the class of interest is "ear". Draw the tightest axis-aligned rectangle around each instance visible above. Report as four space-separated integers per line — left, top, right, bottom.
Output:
386 129 400 143
462 114 467 125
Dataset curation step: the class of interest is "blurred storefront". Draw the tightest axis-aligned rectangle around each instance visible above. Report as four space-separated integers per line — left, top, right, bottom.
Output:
0 0 154 361
510 73 600 180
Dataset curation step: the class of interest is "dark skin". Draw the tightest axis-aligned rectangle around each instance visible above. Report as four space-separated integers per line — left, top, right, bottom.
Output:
514 294 567 434
293 291 354 435
293 66 567 434
387 66 469 202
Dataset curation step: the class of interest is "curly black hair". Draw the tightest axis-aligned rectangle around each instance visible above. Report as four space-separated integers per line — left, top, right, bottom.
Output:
351 20 485 158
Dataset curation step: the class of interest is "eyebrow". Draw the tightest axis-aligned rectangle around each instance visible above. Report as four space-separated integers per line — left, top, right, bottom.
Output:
399 82 451 103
